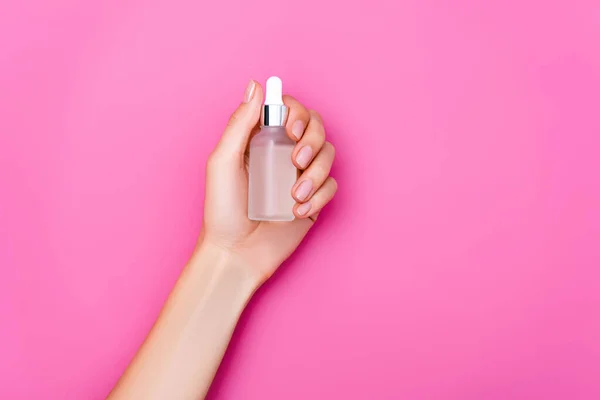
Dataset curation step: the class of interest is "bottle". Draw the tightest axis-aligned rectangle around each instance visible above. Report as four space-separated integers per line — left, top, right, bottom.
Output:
248 76 297 221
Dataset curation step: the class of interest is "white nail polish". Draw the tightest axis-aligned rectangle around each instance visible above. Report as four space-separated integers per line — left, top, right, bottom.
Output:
248 77 297 221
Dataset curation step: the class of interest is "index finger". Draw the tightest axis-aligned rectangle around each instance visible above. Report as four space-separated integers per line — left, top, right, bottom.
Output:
283 95 310 142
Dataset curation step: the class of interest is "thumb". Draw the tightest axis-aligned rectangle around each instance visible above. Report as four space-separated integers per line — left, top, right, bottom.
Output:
216 80 263 157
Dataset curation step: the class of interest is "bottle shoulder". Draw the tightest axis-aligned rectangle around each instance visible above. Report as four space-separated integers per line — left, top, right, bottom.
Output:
250 126 295 146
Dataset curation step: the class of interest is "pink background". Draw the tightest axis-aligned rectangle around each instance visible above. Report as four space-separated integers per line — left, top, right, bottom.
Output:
1 0 600 399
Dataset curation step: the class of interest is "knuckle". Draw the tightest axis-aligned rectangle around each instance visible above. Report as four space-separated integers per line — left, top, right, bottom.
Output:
325 141 336 156
284 96 309 118
313 164 328 179
315 127 326 143
329 177 338 190
307 110 326 141
309 109 322 122
282 94 295 107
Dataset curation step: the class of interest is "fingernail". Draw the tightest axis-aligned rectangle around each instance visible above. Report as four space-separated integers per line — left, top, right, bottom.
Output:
296 202 312 216
291 120 305 140
244 80 256 103
295 180 313 201
296 146 313 168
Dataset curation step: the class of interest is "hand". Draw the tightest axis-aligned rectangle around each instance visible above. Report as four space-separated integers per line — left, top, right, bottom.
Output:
200 80 337 282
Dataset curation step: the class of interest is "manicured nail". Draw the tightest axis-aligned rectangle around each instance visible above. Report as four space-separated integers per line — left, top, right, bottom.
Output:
291 120 305 140
296 146 313 168
296 202 312 216
244 80 256 103
295 180 313 201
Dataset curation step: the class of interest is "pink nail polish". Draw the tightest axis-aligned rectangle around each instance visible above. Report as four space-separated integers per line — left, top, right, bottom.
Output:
244 80 256 103
296 146 313 168
291 120 304 140
295 180 313 201
296 202 312 216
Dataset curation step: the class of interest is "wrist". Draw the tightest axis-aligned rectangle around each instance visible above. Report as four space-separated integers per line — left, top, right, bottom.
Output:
189 241 263 297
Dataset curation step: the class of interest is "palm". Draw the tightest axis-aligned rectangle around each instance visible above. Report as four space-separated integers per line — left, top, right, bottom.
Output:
203 149 312 277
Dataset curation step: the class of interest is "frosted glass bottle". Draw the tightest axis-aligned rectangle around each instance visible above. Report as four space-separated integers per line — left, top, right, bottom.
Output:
248 76 297 221
248 126 297 221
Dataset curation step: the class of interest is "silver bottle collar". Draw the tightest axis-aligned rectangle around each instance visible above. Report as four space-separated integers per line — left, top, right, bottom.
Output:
261 104 288 126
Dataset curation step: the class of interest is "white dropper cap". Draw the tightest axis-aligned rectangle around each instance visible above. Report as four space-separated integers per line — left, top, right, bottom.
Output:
261 76 288 126
265 76 284 105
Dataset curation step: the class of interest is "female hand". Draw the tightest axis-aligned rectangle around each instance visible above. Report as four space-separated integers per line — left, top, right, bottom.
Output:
201 80 337 282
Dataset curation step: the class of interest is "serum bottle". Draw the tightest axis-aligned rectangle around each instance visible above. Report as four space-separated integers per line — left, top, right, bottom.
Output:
248 77 297 221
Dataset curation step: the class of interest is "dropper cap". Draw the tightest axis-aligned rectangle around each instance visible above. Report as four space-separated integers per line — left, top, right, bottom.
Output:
261 76 288 126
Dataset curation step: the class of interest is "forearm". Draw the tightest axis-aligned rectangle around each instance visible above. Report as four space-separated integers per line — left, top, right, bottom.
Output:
108 242 260 400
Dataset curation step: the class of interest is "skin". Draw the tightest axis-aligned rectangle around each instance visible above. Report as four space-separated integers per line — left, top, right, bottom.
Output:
108 80 337 400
